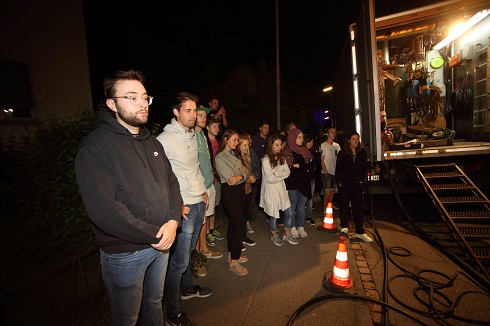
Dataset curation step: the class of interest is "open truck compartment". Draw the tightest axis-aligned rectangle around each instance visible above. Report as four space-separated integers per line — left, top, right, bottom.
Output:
333 0 490 192
334 0 490 162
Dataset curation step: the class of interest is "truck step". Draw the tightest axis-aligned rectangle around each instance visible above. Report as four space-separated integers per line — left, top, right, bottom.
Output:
413 162 490 279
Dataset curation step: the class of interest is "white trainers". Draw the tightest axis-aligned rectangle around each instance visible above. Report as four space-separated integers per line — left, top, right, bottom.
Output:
290 227 299 238
246 222 254 234
297 227 308 238
271 233 284 246
340 228 349 234
356 233 373 243
283 233 299 245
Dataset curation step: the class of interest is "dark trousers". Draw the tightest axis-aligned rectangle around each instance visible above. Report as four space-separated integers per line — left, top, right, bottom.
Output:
243 190 253 238
246 182 258 221
221 182 246 260
339 182 365 234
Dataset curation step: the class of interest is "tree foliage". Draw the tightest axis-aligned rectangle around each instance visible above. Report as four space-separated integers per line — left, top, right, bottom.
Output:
1 110 97 276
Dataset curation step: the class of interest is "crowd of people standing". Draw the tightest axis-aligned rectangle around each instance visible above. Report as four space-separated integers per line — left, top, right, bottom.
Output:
75 69 372 326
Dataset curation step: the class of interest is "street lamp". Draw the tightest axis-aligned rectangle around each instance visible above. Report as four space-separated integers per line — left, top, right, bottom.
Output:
322 86 334 126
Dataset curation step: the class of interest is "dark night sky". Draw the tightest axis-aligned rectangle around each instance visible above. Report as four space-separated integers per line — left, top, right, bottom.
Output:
83 0 438 124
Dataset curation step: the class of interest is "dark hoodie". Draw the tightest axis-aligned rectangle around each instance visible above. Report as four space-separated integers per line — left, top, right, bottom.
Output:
75 111 182 254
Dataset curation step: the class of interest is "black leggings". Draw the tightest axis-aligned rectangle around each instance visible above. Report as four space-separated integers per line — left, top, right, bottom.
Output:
221 182 246 260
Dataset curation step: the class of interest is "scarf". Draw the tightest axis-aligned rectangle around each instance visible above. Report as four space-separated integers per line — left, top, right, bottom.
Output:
283 128 313 166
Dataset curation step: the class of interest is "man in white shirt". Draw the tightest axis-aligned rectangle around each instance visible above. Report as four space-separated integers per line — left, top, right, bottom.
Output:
320 126 341 211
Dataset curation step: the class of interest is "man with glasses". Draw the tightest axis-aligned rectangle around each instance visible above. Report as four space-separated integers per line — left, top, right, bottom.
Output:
157 92 213 326
75 69 182 325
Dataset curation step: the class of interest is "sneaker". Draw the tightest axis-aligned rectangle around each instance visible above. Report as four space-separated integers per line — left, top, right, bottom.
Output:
297 227 308 238
306 217 316 226
283 234 299 245
290 227 299 238
180 285 213 300
166 312 196 326
229 262 248 276
201 249 223 259
228 254 248 264
333 202 339 209
356 233 373 243
242 236 256 246
340 227 349 234
246 222 254 234
271 233 284 246
206 233 217 247
211 229 224 240
196 264 207 277
241 245 246 252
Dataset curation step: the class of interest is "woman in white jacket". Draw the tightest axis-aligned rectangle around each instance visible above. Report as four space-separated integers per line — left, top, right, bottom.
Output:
260 134 299 246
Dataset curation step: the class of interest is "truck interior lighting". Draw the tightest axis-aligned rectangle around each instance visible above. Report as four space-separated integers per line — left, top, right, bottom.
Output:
434 9 490 50
444 145 490 152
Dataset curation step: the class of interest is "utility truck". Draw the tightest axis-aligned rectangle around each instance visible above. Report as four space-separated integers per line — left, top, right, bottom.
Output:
334 0 490 190
333 0 490 279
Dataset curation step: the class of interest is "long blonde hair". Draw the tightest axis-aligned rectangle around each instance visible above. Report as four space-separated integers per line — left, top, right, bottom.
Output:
235 133 252 173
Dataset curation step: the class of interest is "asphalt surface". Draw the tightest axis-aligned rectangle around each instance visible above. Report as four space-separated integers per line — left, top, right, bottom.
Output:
181 194 490 326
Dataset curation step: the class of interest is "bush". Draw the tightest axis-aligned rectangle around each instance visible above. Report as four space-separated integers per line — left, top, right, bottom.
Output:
5 113 165 276
1 110 98 278
0 110 166 282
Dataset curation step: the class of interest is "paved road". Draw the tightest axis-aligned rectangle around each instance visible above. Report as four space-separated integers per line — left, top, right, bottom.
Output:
181 194 490 326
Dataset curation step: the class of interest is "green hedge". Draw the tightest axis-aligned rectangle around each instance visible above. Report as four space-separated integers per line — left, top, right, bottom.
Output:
0 110 164 278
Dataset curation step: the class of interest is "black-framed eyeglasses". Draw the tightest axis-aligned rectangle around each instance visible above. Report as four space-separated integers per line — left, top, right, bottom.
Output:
112 95 153 106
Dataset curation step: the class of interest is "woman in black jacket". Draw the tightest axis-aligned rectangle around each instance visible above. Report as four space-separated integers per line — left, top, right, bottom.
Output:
283 128 314 238
335 131 372 242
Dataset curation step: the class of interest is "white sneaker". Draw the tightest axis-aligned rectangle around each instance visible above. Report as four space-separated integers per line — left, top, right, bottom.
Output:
290 227 299 238
282 234 299 245
271 233 284 246
297 227 308 238
340 228 349 234
246 222 254 234
356 233 373 243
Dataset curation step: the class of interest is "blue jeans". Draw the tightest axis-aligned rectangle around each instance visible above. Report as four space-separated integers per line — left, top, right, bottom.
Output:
268 207 293 233
100 247 168 326
306 179 315 218
165 201 205 318
288 189 308 228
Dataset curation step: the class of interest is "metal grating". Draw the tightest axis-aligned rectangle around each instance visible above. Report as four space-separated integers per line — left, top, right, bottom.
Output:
450 211 490 218
414 162 490 280
424 172 462 178
431 183 474 190
459 227 490 238
439 196 486 203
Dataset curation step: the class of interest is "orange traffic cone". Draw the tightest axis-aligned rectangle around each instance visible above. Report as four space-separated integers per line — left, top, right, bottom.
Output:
317 202 337 233
325 236 353 289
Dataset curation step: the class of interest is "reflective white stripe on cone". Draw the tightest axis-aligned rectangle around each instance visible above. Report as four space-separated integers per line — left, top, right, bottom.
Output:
327 235 353 289
317 202 337 232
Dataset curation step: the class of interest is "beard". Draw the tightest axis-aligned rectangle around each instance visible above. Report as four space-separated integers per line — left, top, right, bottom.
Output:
116 105 148 128
196 120 206 129
179 118 196 130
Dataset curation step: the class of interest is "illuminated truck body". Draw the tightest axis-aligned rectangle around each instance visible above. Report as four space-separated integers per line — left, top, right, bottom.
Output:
334 0 490 192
